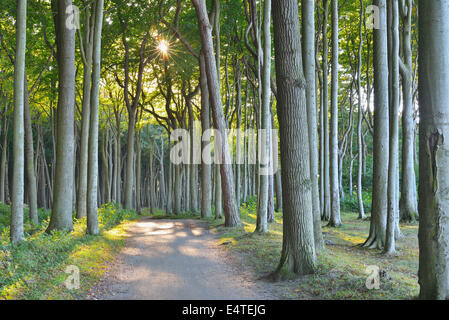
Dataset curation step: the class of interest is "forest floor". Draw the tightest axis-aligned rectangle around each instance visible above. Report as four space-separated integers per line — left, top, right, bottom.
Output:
0 200 420 300
209 199 420 300
87 218 277 300
90 200 419 300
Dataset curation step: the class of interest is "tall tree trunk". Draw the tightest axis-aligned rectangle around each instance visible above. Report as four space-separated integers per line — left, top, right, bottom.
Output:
384 0 400 255
192 0 241 227
321 0 331 222
77 5 94 219
418 0 449 300
86 0 104 235
399 0 418 222
11 0 27 243
47 0 76 233
256 0 271 233
328 0 341 227
271 0 316 277
303 0 324 249
356 0 366 220
363 0 389 249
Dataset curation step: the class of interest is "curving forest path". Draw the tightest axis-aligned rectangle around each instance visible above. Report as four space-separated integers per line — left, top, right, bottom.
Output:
88 219 275 300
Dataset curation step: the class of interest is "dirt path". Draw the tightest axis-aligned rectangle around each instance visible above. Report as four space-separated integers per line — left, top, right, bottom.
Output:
89 218 276 300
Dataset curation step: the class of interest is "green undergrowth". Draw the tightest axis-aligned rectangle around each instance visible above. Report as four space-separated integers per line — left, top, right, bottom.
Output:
0 202 142 300
209 197 419 300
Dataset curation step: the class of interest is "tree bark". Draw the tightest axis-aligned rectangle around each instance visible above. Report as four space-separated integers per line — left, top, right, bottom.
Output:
418 0 449 300
384 0 400 255
47 0 76 233
256 0 271 234
23 80 38 224
272 0 316 277
328 0 341 228
303 0 324 249
363 0 389 249
321 0 331 222
356 0 366 220
77 3 94 219
399 0 418 222
192 0 241 227
200 53 212 218
86 0 104 235
11 0 27 243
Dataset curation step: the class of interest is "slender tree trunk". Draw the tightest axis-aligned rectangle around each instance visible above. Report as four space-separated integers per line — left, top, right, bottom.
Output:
115 115 121 205
356 0 366 220
0 106 8 204
77 5 94 219
192 0 241 227
11 0 27 243
303 0 324 248
321 0 331 222
399 0 418 222
200 53 212 218
23 80 38 224
328 0 341 228
256 0 271 233
384 0 400 255
124 111 136 209
135 130 142 213
363 0 389 249
271 0 316 277
86 0 104 235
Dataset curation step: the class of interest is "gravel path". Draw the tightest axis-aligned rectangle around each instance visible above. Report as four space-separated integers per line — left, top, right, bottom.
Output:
89 218 276 300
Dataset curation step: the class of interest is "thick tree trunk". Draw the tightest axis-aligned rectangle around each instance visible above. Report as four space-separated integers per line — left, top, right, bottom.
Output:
11 0 27 243
418 0 449 300
47 0 76 233
272 0 316 277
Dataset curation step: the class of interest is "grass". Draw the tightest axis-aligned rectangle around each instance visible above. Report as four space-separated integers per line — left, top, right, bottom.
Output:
208 197 420 300
0 203 143 300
